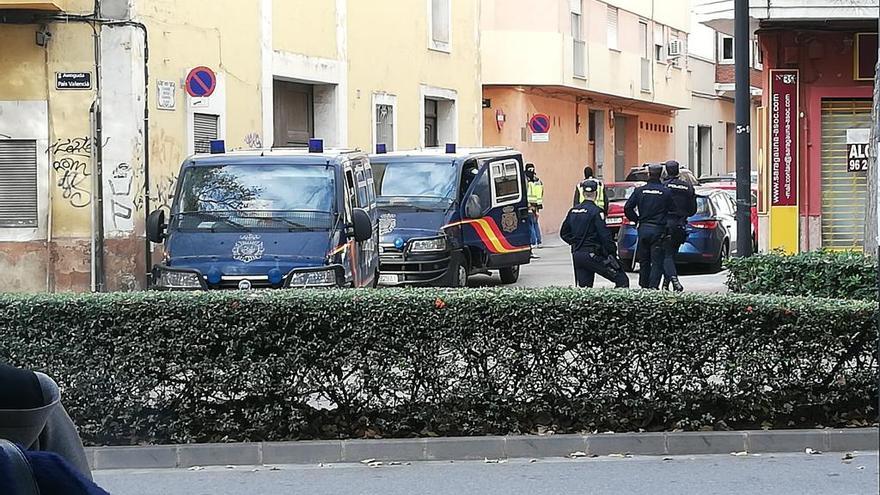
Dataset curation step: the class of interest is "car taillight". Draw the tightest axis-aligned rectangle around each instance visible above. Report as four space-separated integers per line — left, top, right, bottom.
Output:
690 220 718 230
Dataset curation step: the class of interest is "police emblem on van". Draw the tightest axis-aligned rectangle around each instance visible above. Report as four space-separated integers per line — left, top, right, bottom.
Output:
501 206 518 233
232 233 265 263
379 213 397 236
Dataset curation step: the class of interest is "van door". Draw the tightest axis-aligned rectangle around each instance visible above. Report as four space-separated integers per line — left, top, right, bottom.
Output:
459 156 531 268
354 159 378 285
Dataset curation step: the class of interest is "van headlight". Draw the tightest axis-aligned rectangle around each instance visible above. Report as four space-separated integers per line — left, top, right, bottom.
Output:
409 237 447 253
286 267 341 288
153 267 205 290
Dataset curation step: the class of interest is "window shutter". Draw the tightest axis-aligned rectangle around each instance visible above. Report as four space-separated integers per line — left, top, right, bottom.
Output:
0 140 38 228
607 6 619 50
431 0 450 44
194 113 219 154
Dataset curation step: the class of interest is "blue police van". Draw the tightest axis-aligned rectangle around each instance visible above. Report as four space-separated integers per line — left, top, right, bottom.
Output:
369 146 532 287
146 141 379 289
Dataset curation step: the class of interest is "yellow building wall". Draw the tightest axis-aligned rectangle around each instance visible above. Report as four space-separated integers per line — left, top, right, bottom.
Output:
273 0 338 60
346 0 482 150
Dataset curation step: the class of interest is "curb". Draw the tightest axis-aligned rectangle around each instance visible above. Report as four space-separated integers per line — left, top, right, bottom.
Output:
86 428 879 471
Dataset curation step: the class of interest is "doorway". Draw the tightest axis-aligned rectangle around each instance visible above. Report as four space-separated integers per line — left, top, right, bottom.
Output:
274 81 314 147
614 115 628 180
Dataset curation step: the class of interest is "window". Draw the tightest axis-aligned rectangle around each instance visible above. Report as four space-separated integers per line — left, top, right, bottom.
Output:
606 6 619 50
0 140 38 228
572 10 585 77
719 35 734 64
753 40 763 70
355 167 368 208
193 113 219 154
429 0 450 52
654 23 665 62
639 21 651 92
425 99 439 147
489 159 522 207
376 104 394 151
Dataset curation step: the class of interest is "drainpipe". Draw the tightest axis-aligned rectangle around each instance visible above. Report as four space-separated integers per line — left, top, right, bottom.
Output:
91 3 106 292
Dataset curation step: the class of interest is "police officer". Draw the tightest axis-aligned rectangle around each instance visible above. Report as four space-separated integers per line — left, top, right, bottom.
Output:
561 180 629 288
572 166 607 214
662 160 697 292
525 163 544 248
624 163 673 289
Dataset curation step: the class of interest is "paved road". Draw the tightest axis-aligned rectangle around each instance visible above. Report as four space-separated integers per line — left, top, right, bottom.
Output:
96 452 879 495
470 238 728 292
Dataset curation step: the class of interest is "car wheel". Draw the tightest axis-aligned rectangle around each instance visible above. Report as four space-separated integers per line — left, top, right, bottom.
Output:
711 241 730 273
443 253 469 288
499 265 520 284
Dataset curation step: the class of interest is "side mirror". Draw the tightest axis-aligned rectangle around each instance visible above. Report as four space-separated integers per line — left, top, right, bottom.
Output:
464 194 483 219
351 208 373 243
146 209 167 243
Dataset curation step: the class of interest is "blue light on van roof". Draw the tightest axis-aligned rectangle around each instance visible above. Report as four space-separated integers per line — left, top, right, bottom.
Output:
445 143 456 154
308 139 324 153
210 140 226 154
376 143 387 154
268 268 283 285
394 238 405 249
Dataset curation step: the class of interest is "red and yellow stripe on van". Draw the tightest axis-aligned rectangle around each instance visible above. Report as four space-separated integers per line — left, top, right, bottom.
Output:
444 217 530 254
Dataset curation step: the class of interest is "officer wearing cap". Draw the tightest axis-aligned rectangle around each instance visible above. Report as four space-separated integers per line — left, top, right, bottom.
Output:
561 179 629 288
662 160 697 292
624 164 674 289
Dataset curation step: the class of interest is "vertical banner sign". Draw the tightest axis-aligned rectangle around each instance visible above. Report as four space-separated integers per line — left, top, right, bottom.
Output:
846 128 870 173
769 70 798 206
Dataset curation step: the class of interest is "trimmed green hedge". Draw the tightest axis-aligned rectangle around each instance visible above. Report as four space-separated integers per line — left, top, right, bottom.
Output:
726 251 878 300
0 289 876 446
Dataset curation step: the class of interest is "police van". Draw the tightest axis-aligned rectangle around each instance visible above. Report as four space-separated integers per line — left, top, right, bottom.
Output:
146 140 379 289
369 145 532 287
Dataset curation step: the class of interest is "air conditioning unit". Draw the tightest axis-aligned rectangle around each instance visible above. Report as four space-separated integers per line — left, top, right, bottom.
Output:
667 39 683 58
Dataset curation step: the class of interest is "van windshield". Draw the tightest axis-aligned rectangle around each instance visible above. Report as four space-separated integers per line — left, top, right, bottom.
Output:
174 163 335 232
371 160 457 206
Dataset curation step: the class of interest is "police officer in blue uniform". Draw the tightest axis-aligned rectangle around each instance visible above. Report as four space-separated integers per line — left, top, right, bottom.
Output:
662 160 697 292
561 180 629 288
624 164 674 289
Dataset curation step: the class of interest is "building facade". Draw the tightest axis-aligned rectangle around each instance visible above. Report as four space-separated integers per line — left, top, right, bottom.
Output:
698 0 878 254
480 0 691 234
0 0 482 292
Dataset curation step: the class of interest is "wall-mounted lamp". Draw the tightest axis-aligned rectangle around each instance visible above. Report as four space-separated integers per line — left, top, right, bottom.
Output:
36 25 52 47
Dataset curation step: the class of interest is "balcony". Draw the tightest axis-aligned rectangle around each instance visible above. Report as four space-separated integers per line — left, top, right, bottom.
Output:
0 0 66 11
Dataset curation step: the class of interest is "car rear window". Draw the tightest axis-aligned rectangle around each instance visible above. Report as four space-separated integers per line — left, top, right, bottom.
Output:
695 197 711 216
606 185 635 202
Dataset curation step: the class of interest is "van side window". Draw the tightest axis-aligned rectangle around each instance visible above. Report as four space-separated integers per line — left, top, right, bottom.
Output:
355 168 368 208
460 159 479 199
469 169 491 216
364 164 375 204
489 159 522 207
344 169 356 217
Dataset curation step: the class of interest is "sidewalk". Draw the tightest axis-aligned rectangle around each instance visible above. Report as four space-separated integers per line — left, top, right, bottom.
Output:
86 429 878 470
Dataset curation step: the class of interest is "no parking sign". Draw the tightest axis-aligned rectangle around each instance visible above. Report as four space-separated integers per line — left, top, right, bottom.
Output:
529 114 551 142
185 66 217 98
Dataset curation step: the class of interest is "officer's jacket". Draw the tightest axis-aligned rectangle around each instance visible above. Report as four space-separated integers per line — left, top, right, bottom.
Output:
560 200 616 255
624 180 673 226
527 179 544 206
573 180 607 212
664 177 697 226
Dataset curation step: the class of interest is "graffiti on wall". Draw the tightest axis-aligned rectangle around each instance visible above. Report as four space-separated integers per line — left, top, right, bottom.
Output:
50 136 93 208
134 173 178 213
108 162 135 229
244 132 263 149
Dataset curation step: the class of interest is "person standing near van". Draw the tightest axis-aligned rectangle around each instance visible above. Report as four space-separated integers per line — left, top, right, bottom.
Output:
561 180 629 288
662 160 697 292
525 163 544 248
624 164 673 289
572 166 606 214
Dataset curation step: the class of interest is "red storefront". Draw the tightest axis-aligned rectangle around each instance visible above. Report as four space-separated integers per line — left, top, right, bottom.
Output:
758 24 876 252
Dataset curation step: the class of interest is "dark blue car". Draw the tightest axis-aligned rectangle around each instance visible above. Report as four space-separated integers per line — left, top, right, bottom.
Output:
146 145 379 289
617 188 738 273
369 147 532 287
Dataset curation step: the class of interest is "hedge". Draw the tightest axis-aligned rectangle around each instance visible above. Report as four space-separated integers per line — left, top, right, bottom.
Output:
726 250 878 301
0 289 876 446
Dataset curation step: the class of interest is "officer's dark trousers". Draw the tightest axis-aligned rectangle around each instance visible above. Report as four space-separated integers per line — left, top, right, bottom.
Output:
572 250 630 288
637 224 666 289
662 224 688 281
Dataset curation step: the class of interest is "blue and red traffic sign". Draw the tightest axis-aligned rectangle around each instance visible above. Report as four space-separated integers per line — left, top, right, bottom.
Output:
185 66 217 98
529 114 551 134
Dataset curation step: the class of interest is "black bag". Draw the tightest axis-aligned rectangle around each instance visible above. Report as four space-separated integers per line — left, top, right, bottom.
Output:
0 439 41 495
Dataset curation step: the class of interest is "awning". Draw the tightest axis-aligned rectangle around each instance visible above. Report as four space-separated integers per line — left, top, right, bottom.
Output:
0 1 65 11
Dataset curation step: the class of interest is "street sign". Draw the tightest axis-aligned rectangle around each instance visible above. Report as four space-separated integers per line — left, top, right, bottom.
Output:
768 70 798 207
56 72 91 90
157 80 176 111
846 128 870 173
185 66 217 98
528 114 551 134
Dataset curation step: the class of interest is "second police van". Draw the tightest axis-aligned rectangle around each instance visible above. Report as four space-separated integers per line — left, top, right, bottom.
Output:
369 145 532 287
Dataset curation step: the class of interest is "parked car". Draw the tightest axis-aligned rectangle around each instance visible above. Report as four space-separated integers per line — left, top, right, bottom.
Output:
617 188 738 273
603 181 643 239
625 165 699 186
700 181 759 252
698 171 758 186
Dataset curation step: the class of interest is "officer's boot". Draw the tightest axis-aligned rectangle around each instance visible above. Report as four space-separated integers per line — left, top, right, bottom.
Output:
670 276 684 292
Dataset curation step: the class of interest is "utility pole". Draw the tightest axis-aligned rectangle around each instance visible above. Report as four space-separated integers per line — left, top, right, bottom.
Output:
869 6 880 259
734 0 753 257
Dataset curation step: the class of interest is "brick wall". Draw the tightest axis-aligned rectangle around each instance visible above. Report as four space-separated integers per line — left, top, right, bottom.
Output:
715 64 764 89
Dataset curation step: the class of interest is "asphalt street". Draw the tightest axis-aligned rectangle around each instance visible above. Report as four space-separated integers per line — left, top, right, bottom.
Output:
95 452 879 495
470 238 729 292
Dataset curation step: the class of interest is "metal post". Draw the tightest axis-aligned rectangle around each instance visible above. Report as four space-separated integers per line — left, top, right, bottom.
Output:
734 0 753 257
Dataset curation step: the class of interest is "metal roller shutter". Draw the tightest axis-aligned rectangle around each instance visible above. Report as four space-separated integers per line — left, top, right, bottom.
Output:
194 113 219 154
820 99 871 250
0 140 38 228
